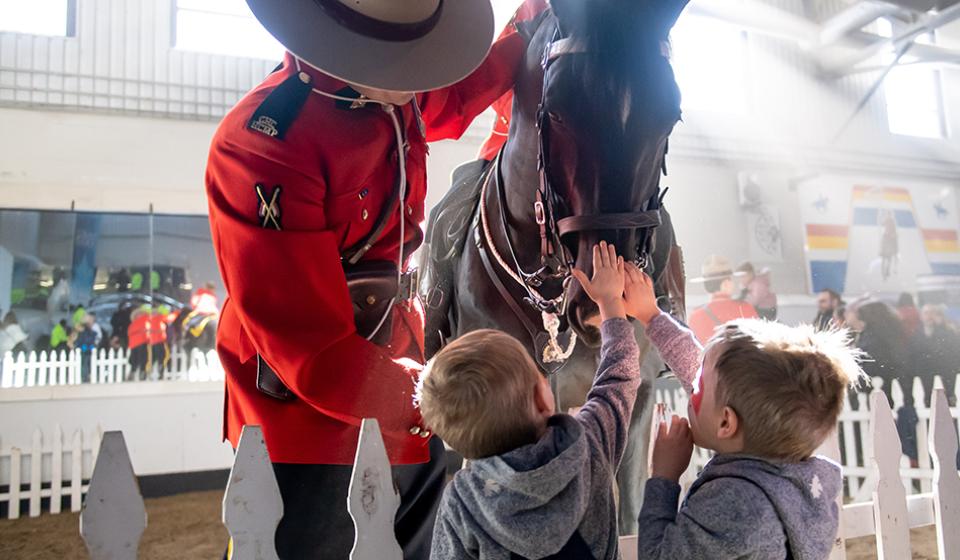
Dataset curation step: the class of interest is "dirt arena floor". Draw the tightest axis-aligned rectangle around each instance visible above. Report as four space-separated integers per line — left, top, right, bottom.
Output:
0 490 940 559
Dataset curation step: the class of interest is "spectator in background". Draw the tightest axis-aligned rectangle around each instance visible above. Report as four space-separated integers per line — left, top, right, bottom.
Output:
85 314 103 348
688 255 759 344
111 303 133 349
814 289 843 331
848 300 919 464
127 305 150 380
190 282 220 315
148 307 169 376
832 304 847 329
896 293 922 339
71 304 87 331
50 319 70 352
75 318 99 383
0 312 29 358
736 261 778 321
917 304 960 407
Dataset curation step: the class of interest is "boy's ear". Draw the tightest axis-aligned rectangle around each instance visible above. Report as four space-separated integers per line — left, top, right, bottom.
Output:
533 375 555 417
717 406 740 440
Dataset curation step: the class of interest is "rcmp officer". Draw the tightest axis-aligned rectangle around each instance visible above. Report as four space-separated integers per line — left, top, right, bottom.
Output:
206 0 545 557
687 255 759 344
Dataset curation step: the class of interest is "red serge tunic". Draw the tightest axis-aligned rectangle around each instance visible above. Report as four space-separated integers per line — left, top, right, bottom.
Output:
206 34 530 465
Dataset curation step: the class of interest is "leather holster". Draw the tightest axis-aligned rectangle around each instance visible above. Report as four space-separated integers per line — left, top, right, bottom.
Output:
256 261 417 401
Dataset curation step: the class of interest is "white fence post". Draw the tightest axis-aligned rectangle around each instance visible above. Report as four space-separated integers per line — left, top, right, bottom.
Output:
9 446 21 519
51 424 63 514
870 391 912 559
222 425 282 560
71 428 83 512
29 429 42 517
80 431 147 560
818 429 846 560
349 418 402 560
929 388 960 560
1 351 12 387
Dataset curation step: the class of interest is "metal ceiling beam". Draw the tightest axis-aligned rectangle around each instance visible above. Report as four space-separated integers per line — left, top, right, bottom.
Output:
820 2 960 74
819 1 903 46
680 0 960 74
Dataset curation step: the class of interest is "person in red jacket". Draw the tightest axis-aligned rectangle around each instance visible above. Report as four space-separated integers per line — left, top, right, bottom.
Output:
207 1 546 557
127 306 150 381
688 255 759 344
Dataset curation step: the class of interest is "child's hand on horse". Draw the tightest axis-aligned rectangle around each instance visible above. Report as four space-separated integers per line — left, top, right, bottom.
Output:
571 241 626 322
624 264 659 325
650 413 694 483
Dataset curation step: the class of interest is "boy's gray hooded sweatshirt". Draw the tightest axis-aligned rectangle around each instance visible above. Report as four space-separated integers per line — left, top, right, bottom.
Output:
638 311 842 560
430 318 642 560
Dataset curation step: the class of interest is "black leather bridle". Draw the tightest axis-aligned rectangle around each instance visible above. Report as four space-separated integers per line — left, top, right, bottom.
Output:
485 20 668 315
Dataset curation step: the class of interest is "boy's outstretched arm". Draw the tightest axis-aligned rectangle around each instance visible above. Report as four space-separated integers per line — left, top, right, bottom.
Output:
570 242 641 465
637 478 785 559
624 265 701 393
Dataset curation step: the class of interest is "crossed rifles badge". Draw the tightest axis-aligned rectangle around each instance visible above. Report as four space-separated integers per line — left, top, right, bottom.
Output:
255 184 282 230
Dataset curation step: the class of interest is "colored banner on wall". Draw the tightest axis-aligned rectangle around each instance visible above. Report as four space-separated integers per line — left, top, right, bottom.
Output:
798 177 960 295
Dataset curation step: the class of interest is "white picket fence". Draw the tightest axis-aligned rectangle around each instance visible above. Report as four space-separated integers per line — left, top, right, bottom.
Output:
4 390 952 559
0 347 224 388
0 425 102 519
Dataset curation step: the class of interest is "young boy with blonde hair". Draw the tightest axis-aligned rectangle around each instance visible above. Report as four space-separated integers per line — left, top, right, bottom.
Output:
632 281 864 559
418 242 649 560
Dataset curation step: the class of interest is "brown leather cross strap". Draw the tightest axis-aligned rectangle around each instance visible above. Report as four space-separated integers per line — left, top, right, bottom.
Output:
556 210 662 236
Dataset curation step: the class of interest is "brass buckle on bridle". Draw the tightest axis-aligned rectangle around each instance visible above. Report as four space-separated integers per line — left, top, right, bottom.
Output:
534 200 547 226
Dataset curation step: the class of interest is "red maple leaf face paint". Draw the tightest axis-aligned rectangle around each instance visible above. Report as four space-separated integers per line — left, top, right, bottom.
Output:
691 366 705 415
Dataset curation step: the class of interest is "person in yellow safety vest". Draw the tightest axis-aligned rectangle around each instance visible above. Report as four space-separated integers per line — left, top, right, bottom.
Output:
71 304 87 331
50 319 69 351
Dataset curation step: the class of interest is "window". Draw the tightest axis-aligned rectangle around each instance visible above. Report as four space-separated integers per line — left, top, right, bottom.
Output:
876 18 946 139
0 0 75 37
670 14 749 113
174 0 285 60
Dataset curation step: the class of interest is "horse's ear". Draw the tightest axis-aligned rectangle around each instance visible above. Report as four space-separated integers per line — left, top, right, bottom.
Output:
658 0 690 33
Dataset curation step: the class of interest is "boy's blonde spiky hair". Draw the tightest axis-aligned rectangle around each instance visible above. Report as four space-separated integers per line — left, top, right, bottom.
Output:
708 319 866 462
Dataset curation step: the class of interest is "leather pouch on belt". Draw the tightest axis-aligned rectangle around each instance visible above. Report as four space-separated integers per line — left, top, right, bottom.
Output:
256 261 413 401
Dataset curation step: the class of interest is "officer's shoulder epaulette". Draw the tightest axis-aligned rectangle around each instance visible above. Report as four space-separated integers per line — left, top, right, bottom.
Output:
247 71 313 140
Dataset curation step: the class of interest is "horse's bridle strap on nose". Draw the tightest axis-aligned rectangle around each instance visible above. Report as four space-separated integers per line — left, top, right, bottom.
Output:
557 210 662 237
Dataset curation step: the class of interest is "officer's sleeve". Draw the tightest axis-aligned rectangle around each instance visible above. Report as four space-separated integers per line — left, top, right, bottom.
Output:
206 135 421 436
417 0 548 142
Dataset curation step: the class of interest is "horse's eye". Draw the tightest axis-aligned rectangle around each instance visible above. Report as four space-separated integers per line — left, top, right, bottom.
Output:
548 111 563 123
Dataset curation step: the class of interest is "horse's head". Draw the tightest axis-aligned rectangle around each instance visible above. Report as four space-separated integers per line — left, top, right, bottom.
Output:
506 0 687 344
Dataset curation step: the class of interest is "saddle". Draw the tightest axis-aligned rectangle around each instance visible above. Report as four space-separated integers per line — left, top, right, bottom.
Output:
419 159 490 359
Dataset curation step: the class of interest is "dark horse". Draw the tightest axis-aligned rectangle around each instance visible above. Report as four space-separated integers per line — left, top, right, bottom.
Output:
176 308 218 354
421 0 688 534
